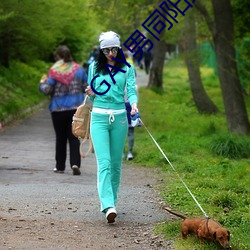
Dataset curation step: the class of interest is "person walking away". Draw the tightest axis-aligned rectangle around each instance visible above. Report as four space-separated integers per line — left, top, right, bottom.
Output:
85 31 138 223
87 46 99 70
133 46 144 69
124 50 137 160
125 102 135 160
39 45 87 175
143 45 152 74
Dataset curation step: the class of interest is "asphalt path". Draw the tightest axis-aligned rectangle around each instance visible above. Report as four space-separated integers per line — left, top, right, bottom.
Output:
0 69 172 249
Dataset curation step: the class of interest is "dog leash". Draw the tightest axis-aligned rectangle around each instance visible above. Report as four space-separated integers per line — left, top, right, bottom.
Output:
139 118 209 218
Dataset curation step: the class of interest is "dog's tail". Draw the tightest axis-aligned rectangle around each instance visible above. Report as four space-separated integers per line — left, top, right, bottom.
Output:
162 206 187 220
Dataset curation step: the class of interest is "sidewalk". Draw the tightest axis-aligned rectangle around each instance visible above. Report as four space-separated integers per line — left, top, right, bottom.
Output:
0 71 172 250
135 68 149 88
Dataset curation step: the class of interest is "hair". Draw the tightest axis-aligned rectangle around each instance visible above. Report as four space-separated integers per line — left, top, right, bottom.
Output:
95 48 125 75
54 45 73 63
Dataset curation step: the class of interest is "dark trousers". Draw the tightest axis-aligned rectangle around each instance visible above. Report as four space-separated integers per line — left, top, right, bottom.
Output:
144 60 151 74
125 102 134 153
51 110 80 171
127 127 134 152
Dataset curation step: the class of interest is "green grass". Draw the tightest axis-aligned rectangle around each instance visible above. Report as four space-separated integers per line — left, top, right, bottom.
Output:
129 59 250 250
0 60 50 123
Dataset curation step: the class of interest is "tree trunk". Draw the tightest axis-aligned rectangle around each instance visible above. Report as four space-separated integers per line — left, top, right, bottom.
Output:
147 0 167 90
184 11 218 114
147 40 166 90
212 0 250 134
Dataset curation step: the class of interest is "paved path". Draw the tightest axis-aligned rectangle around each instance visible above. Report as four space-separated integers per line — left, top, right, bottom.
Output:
0 68 152 224
135 68 149 88
0 107 164 224
0 71 174 249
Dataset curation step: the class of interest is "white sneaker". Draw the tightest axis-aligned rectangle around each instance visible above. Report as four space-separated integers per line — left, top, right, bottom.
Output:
105 207 117 223
72 165 81 175
127 152 133 160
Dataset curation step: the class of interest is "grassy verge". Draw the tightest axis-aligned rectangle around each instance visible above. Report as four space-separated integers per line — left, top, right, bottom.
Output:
129 59 250 250
0 60 50 124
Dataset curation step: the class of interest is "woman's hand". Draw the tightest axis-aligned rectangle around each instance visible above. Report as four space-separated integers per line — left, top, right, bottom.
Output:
40 74 47 84
85 86 95 97
131 103 138 116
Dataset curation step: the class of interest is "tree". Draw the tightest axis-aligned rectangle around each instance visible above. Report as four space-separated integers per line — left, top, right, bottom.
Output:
0 0 98 66
194 0 250 134
232 0 250 39
233 0 250 96
0 0 58 66
184 9 218 114
147 0 168 90
92 0 168 91
91 0 152 44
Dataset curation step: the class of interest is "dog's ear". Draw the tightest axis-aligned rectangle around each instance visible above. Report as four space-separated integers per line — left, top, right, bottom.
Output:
213 231 217 240
227 230 230 240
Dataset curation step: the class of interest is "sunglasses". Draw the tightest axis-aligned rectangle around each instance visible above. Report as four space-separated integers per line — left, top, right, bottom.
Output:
102 47 119 55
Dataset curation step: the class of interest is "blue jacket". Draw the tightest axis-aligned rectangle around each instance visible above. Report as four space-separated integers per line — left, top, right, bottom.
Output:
39 67 87 112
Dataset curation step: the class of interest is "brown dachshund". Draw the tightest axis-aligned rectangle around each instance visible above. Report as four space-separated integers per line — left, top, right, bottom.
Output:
162 207 231 249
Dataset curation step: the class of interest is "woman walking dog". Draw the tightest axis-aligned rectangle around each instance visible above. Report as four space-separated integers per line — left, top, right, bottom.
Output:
85 31 138 223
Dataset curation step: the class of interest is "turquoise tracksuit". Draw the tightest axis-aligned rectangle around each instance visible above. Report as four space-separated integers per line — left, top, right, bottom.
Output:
88 62 137 212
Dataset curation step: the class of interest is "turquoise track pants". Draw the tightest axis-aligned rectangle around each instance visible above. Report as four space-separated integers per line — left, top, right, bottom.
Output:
90 111 128 212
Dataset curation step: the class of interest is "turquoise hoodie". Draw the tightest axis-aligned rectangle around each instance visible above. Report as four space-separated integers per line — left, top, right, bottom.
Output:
87 62 138 110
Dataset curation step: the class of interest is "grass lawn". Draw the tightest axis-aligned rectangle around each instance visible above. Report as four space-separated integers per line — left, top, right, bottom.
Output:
128 58 250 250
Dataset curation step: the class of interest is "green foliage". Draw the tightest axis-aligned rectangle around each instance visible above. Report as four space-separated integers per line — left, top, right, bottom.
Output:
0 60 49 122
92 0 152 42
92 0 186 45
233 0 250 98
0 0 99 66
232 0 250 39
236 37 250 95
130 58 250 249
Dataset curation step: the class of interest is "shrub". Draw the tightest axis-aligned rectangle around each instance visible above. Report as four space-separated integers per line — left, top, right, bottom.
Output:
210 135 250 159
